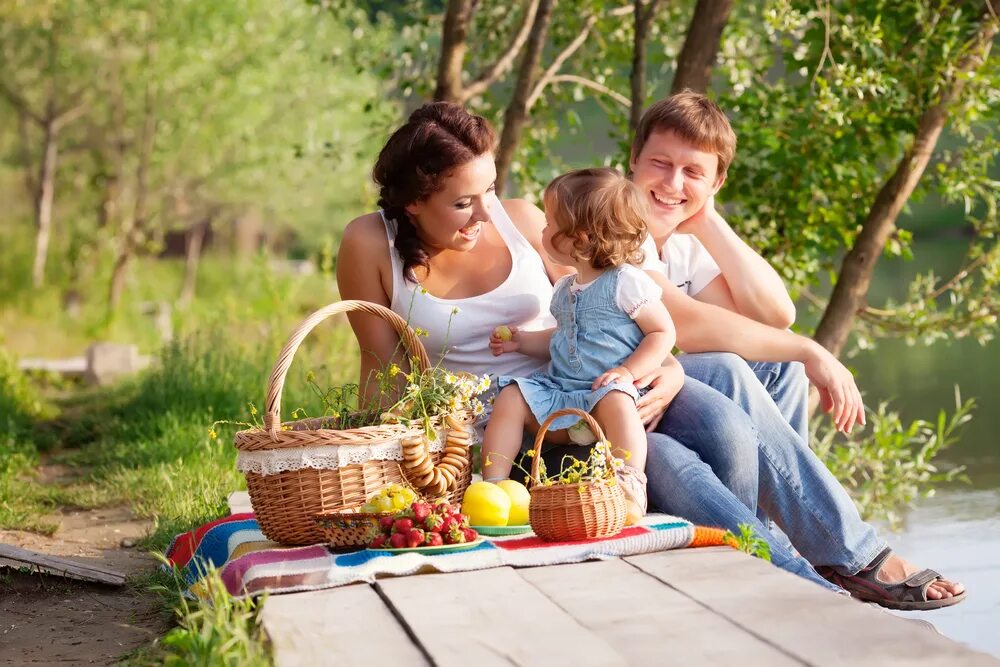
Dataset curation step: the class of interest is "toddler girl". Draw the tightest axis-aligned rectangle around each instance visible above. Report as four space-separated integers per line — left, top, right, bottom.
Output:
483 167 677 522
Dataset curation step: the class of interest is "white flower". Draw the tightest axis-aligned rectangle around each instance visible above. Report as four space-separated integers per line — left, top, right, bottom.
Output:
472 399 485 416
444 373 457 385
406 383 420 393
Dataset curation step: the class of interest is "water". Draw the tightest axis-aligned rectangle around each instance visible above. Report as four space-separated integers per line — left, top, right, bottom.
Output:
839 237 1000 658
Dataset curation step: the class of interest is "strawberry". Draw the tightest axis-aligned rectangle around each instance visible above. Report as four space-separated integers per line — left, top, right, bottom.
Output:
425 531 444 547
406 528 426 548
438 516 456 535
423 513 444 532
445 524 466 545
379 516 396 532
462 527 478 543
389 532 407 548
393 518 414 534
369 534 387 549
410 502 432 524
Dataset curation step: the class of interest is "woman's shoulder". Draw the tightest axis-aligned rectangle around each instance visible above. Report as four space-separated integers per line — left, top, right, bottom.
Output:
501 198 545 235
341 211 389 251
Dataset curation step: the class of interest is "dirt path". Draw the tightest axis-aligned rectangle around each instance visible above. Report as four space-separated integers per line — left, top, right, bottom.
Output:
0 504 171 665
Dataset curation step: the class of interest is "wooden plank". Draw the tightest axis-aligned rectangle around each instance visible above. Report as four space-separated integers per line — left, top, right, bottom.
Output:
262 583 428 667
519 559 804 666
627 549 1000 667
377 566 627 667
0 543 126 586
18 357 87 375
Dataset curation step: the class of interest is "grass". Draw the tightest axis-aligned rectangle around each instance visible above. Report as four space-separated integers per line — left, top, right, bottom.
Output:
1 291 361 664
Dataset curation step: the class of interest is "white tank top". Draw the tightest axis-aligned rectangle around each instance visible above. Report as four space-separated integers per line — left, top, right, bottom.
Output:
380 195 554 385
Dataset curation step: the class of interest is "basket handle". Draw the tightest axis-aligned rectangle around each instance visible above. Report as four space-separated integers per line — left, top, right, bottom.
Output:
264 300 432 440
529 408 611 485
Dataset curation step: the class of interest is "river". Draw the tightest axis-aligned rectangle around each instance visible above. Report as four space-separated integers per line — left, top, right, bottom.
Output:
833 236 999 657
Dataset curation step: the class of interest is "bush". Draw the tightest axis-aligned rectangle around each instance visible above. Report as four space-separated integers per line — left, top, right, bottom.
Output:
813 387 973 527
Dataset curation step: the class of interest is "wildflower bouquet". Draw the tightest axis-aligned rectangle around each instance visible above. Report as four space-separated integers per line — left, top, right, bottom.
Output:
377 366 489 439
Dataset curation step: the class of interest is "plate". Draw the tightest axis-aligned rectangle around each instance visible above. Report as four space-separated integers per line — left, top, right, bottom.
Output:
367 537 485 554
471 524 533 536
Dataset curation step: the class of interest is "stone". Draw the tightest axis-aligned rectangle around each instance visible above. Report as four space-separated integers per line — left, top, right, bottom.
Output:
84 343 142 386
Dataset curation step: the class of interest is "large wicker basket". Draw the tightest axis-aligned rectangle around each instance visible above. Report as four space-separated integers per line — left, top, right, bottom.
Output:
234 300 474 545
528 408 626 542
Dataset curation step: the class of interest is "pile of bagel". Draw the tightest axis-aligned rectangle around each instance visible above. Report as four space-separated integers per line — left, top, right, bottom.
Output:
401 414 472 497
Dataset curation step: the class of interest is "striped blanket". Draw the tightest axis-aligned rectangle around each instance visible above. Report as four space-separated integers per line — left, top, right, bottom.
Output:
165 513 728 598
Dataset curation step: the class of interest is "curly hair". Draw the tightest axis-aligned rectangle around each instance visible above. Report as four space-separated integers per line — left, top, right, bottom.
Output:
372 102 497 281
543 168 650 270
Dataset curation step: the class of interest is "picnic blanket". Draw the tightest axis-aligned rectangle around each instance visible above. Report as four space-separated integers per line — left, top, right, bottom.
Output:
166 513 729 598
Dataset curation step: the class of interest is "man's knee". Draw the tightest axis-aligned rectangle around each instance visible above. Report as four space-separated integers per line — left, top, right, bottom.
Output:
680 351 760 392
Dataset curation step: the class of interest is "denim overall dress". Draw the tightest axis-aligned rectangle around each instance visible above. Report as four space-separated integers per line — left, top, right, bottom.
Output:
498 267 643 431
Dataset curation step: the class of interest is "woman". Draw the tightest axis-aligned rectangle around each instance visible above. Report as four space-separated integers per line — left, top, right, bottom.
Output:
337 102 964 608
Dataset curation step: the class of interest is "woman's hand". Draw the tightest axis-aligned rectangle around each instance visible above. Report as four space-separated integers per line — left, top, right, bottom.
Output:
633 359 685 431
489 325 520 356
803 342 865 433
592 366 634 390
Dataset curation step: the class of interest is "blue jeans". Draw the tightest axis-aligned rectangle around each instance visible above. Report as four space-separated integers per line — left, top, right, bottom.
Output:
644 430 841 592
649 352 886 576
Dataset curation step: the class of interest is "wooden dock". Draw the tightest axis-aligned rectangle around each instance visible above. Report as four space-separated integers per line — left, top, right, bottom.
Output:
259 545 997 666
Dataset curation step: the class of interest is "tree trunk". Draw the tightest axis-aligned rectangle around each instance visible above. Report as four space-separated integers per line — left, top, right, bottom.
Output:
495 0 556 194
32 118 59 288
109 49 157 315
629 0 663 134
179 218 210 306
434 0 475 102
671 0 734 94
108 249 131 311
814 12 998 357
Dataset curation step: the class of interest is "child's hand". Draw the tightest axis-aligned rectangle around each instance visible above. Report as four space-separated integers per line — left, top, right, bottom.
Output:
592 366 634 390
489 325 520 356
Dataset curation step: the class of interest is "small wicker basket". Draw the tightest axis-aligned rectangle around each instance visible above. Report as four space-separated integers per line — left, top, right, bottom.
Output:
313 510 392 549
528 408 627 542
234 300 474 546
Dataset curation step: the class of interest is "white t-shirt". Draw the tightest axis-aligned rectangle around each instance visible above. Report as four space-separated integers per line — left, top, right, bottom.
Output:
638 234 721 296
567 264 663 319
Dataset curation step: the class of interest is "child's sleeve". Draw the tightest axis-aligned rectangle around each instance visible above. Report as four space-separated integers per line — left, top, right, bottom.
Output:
617 265 664 319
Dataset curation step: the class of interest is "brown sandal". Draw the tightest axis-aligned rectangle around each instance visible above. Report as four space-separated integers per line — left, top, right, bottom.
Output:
821 548 967 611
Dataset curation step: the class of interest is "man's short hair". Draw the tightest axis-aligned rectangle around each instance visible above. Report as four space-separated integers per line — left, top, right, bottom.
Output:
632 90 737 179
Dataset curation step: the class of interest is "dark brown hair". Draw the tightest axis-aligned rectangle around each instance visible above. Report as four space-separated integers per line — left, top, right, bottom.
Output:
632 90 737 179
543 168 649 270
372 102 497 281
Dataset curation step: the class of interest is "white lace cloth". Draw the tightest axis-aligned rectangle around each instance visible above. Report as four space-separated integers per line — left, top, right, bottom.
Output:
236 428 480 476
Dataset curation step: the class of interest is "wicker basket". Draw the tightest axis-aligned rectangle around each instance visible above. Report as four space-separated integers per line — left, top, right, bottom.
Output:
313 510 392 549
234 300 474 546
527 408 626 542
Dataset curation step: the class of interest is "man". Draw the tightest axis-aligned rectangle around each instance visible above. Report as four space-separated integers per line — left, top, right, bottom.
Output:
629 90 965 608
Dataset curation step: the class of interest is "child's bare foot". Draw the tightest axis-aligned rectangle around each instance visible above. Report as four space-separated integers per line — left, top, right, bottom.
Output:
616 467 647 526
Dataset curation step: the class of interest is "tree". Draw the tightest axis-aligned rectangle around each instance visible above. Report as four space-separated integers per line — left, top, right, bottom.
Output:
715 0 999 356
670 0 733 94
0 1 95 287
814 3 999 356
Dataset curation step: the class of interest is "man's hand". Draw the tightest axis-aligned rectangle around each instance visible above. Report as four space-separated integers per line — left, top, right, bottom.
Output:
633 360 685 431
803 342 866 433
675 194 718 235
489 325 520 356
592 366 634 390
